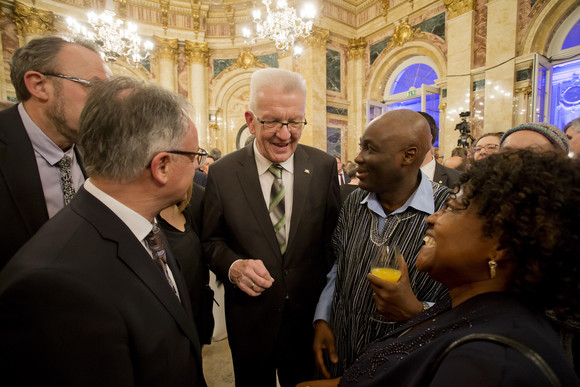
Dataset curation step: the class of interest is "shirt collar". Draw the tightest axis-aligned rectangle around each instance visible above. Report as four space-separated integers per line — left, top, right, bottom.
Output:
421 156 436 181
18 103 77 165
84 179 153 242
253 140 295 175
361 170 435 218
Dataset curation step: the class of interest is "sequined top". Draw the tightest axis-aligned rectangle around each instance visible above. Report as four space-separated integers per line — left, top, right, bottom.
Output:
339 292 580 387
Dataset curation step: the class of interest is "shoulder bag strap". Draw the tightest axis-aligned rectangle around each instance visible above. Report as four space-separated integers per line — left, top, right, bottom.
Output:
423 333 560 387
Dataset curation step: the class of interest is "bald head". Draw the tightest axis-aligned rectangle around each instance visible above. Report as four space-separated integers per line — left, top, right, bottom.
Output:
356 109 432 206
370 109 432 165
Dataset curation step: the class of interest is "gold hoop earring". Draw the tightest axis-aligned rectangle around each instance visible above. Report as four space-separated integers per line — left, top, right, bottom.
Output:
488 260 497 279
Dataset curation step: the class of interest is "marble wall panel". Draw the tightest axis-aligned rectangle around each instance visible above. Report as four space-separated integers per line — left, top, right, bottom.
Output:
1 16 18 100
256 53 278 68
516 68 531 81
327 126 341 157
213 58 235 78
177 51 188 98
473 0 487 68
327 49 341 92
370 38 389 66
416 12 446 40
327 106 348 115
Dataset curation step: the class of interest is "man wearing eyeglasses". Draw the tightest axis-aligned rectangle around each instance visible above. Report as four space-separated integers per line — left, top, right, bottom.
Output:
0 36 111 270
0 76 206 385
202 68 340 386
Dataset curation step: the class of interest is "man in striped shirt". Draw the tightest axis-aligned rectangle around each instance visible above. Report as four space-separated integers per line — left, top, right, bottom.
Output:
313 109 451 378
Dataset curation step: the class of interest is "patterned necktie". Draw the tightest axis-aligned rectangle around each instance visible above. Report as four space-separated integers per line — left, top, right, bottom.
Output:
268 164 286 254
56 155 76 206
145 224 178 296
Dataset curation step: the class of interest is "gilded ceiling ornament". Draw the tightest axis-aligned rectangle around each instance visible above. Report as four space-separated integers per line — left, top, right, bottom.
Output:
153 37 179 61
160 0 170 33
347 37 366 60
117 0 128 19
225 6 235 43
226 49 266 72
185 41 209 66
191 5 201 37
444 0 475 19
388 19 425 48
381 0 389 22
12 1 55 37
304 26 329 50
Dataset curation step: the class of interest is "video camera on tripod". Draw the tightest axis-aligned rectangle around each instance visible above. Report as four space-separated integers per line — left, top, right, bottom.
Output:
454 111 475 148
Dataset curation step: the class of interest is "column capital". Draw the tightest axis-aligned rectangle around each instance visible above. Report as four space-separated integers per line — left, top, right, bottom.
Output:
153 37 179 61
305 27 329 50
12 1 55 37
347 37 366 61
185 41 209 66
444 0 475 19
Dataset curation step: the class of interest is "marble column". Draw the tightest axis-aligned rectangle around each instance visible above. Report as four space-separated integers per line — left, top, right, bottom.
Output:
12 1 54 45
153 37 179 92
443 0 475 157
185 41 210 149
347 37 366 161
297 27 329 150
483 0 518 131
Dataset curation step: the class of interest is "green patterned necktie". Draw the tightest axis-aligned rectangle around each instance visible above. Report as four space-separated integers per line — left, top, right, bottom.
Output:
268 164 286 254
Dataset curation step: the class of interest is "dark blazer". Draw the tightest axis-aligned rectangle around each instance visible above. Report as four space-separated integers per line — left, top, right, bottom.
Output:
202 143 340 380
0 187 206 386
433 162 461 189
0 105 84 269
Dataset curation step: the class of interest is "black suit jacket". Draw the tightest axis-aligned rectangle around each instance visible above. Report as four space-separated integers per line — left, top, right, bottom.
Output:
202 143 340 358
0 105 84 269
433 162 462 189
0 187 206 386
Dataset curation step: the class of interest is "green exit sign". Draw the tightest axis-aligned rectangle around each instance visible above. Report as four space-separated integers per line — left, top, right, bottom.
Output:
407 89 416 97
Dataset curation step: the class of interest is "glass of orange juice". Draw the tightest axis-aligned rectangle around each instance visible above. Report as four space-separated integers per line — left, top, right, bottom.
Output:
370 245 401 283
369 244 402 323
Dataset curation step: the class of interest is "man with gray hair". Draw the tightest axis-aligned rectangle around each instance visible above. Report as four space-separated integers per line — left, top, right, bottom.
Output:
0 36 111 269
0 76 206 385
203 68 340 386
564 118 580 157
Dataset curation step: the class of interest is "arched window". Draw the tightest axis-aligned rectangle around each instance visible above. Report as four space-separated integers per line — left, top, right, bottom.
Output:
546 7 580 129
390 63 439 95
384 57 441 144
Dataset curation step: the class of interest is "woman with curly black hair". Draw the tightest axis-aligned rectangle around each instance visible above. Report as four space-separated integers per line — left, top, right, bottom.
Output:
301 150 580 387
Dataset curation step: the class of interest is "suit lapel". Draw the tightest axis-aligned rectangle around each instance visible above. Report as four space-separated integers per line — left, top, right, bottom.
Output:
288 145 311 254
71 188 202 355
0 106 49 234
236 145 284 259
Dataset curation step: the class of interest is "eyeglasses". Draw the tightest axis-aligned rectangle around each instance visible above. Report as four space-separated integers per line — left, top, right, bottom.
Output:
472 144 499 153
252 113 307 133
166 149 208 166
41 73 96 87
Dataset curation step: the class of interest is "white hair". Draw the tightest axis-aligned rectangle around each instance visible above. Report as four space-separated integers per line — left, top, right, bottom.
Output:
249 68 307 111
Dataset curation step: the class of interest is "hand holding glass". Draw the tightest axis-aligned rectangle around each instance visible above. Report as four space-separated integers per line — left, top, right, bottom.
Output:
370 245 402 283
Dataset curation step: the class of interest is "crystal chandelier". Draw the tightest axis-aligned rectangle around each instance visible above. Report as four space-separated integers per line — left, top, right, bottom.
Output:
243 0 316 54
67 10 153 64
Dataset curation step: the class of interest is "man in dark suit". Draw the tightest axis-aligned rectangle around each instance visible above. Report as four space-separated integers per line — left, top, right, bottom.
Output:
419 112 461 188
0 36 110 269
0 77 206 385
202 68 340 386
